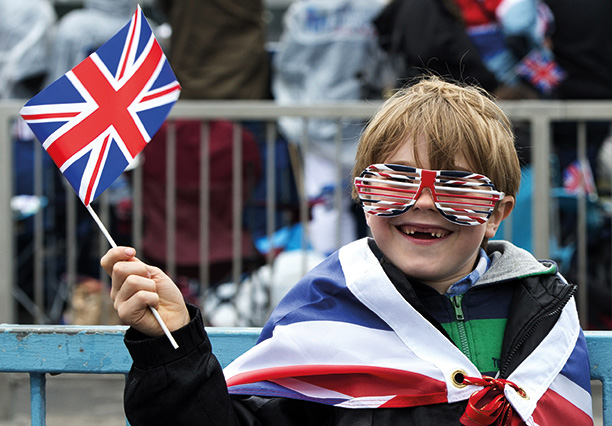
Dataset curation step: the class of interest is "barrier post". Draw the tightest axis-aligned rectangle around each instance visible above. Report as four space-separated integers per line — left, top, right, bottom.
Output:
0 104 16 420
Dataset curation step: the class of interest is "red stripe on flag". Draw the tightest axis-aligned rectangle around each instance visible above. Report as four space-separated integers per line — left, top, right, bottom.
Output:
118 9 138 80
140 83 181 102
84 133 111 206
531 388 593 426
227 364 448 406
296 367 446 399
22 112 80 121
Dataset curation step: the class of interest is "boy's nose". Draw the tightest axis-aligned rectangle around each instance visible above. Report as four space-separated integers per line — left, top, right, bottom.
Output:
412 187 437 210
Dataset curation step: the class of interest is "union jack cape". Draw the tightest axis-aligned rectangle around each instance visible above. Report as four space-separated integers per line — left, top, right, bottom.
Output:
224 238 593 425
20 6 181 206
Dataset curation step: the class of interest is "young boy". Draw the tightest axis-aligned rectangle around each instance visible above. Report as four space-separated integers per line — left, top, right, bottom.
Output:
101 77 593 425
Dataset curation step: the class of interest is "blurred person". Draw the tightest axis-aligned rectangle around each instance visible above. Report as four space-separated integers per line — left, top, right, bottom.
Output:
45 0 138 86
543 0 612 178
544 0 612 329
543 0 612 101
451 0 562 98
0 0 55 99
156 0 270 100
1 0 57 322
140 120 264 305
273 0 388 256
138 1 272 310
374 0 499 92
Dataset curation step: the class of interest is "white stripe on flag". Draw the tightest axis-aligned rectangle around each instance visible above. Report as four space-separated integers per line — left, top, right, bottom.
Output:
224 320 445 380
335 395 397 409
272 377 352 400
548 373 593 418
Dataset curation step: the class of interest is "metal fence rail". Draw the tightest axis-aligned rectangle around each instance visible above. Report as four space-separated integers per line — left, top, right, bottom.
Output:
0 325 261 426
0 99 611 328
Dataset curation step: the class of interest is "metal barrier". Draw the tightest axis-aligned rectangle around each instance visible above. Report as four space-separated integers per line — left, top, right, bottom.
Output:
0 325 609 425
0 325 260 425
1 99 611 328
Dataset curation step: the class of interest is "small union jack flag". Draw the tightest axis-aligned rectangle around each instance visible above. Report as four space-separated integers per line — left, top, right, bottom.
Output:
20 5 181 206
563 159 597 199
515 48 565 95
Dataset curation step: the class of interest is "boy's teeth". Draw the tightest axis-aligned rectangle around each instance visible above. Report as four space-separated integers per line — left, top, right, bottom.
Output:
401 227 448 238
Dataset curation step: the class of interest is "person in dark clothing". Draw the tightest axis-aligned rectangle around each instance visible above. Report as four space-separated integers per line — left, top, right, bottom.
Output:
156 0 270 100
543 0 612 330
543 0 612 177
101 77 592 426
543 0 612 100
373 0 499 92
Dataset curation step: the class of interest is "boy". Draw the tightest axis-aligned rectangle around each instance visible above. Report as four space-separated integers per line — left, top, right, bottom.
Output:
102 77 592 425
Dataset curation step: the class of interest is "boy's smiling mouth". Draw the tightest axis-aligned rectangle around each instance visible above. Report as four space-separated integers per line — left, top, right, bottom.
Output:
397 224 452 239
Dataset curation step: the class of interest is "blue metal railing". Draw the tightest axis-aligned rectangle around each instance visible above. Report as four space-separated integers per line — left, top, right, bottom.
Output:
0 325 260 425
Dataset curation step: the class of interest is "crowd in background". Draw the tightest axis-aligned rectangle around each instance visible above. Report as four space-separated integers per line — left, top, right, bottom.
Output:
1 0 611 328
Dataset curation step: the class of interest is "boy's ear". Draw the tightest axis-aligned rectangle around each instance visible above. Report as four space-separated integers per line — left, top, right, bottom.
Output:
485 195 515 239
365 211 373 228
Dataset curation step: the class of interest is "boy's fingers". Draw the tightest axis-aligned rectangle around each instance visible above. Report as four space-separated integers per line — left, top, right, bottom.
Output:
115 288 160 328
112 273 157 305
100 246 137 275
109 260 150 301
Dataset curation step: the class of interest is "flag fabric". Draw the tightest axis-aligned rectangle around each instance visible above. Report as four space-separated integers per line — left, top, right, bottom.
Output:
20 6 181 206
224 238 593 424
563 159 597 198
515 48 565 95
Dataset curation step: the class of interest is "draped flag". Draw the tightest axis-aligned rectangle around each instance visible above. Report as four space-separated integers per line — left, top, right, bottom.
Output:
19 5 181 206
224 238 593 424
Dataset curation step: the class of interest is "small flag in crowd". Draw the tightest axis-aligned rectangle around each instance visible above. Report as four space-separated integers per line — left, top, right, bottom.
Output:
20 5 181 207
515 48 565 95
563 159 597 199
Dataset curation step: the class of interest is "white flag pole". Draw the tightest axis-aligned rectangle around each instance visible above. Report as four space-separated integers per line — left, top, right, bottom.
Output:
86 204 179 349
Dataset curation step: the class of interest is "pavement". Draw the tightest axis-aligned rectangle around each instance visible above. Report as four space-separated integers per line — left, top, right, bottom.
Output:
0 373 126 426
0 374 604 425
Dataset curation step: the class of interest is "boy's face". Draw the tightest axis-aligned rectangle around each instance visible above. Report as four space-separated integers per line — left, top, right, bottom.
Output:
364 139 513 294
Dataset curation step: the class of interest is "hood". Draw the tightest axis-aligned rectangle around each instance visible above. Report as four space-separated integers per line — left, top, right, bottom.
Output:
478 240 558 286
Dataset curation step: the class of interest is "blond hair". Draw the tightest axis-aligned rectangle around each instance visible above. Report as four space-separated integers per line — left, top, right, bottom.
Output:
351 77 521 199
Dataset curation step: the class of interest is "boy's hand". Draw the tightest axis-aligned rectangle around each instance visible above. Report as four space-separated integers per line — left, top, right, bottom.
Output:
101 247 190 337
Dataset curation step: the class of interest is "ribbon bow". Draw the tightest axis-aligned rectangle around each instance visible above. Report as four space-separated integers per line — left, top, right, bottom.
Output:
459 375 526 426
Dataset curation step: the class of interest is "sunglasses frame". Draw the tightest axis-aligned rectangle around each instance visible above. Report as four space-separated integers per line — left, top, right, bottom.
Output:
354 164 505 226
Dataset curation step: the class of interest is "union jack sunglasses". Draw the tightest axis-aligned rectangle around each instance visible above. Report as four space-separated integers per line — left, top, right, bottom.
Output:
354 164 505 226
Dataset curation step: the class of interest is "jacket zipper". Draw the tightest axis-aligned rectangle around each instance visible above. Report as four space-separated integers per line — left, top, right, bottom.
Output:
450 295 471 360
499 284 577 377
